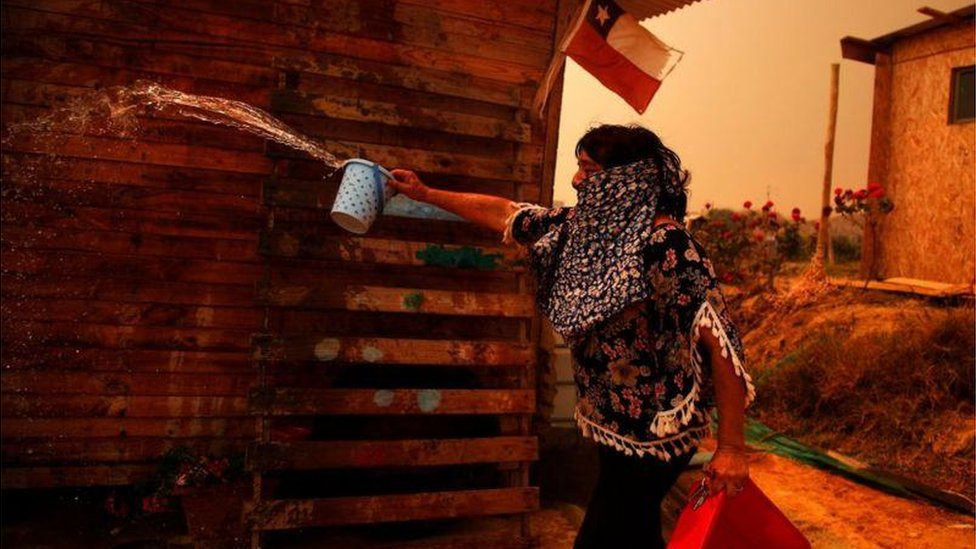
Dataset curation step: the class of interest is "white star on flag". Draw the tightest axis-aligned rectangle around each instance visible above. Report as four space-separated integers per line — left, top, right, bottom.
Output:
595 5 611 26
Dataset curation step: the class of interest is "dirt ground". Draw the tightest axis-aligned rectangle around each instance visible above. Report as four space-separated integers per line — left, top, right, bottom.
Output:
542 439 975 549
733 272 975 496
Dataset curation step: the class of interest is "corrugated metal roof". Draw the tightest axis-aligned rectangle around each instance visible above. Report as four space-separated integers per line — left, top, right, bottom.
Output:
841 4 975 64
617 0 705 20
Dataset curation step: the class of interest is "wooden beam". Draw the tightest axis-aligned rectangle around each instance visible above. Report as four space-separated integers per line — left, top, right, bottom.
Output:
249 388 535 416
263 337 534 366
258 230 524 271
918 6 966 23
0 465 156 488
839 36 879 65
259 284 534 317
246 436 538 470
245 487 539 530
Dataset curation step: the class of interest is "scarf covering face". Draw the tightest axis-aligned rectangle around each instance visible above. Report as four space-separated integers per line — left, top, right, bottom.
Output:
529 158 682 337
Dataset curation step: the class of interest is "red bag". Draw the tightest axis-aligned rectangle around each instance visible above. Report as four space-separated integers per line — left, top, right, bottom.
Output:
667 477 811 549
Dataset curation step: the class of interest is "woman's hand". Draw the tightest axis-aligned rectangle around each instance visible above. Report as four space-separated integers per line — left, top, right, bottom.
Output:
389 169 431 202
703 446 750 498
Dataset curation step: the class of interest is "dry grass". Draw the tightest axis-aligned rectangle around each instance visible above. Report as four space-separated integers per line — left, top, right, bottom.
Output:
751 303 975 494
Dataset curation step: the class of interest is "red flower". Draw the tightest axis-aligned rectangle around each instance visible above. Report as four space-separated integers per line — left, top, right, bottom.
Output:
704 202 713 210
722 231 733 239
743 201 753 209
868 186 885 198
754 231 765 242
767 211 777 219
834 187 843 195
867 181 882 190
854 189 868 200
791 207 802 222
731 212 742 222
762 200 774 211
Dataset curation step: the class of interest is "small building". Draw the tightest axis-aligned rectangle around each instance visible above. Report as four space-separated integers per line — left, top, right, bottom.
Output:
841 5 975 286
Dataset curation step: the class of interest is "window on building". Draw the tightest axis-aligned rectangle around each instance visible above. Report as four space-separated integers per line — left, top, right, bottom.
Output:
949 65 975 124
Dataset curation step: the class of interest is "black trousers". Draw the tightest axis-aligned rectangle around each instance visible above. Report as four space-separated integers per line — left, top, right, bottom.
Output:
573 444 696 549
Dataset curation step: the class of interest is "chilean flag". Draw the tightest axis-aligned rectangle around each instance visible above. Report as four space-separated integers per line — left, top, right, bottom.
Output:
561 0 682 113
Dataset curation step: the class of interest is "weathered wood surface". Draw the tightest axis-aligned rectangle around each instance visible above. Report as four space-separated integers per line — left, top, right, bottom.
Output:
1 0 561 499
247 487 540 530
260 230 523 270
247 436 538 470
2 394 250 417
262 337 534 366
271 89 532 143
0 417 256 438
260 284 533 317
1 465 157 488
1 348 251 373
249 388 535 416
2 372 254 396
3 437 250 464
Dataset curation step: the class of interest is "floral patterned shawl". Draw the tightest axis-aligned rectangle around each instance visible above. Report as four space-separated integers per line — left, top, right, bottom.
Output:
504 159 681 338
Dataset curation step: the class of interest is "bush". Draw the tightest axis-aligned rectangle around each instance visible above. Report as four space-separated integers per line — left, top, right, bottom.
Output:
756 308 975 450
692 201 812 291
831 235 861 263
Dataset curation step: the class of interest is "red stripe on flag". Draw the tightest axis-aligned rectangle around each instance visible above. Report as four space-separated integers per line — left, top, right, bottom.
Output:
565 21 662 114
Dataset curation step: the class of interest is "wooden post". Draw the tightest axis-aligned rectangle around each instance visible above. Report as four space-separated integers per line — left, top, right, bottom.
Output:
810 63 840 279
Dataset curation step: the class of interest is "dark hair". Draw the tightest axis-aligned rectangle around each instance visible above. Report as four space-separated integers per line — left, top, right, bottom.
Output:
575 124 690 220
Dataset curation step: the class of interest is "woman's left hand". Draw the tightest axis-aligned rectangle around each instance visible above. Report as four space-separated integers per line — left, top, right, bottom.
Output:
703 447 750 498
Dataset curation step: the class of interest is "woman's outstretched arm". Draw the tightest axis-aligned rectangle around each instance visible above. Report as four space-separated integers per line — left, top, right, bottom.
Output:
389 169 519 235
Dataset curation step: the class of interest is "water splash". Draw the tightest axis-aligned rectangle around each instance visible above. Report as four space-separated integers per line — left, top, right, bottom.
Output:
129 81 341 167
3 80 342 168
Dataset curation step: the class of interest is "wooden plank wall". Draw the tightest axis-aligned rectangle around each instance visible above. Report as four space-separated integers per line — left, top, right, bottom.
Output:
0 0 572 495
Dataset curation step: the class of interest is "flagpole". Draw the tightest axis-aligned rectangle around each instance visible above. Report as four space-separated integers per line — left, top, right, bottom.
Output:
532 0 590 120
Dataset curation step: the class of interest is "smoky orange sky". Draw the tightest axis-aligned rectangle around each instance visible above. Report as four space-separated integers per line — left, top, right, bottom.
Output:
553 0 969 217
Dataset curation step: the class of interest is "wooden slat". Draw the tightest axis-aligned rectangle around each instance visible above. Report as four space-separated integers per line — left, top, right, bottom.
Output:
1 372 254 396
0 418 256 438
247 436 538 471
1 226 260 262
265 337 533 365
0 277 255 308
271 89 531 143
0 178 261 219
260 284 534 317
0 59 271 106
3 132 273 175
2 437 249 464
2 250 264 285
0 348 250 374
1 153 265 197
260 230 522 271
1 394 249 418
249 388 535 416
1 202 261 241
246 487 539 530
1 321 253 352
1 299 262 329
1 34 276 87
273 54 527 109
0 465 155 488
829 277 975 297
263 138 532 183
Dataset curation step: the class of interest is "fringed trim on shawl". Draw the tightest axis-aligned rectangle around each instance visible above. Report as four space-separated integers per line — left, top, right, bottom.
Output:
575 407 710 462
690 300 757 407
501 203 545 246
647 379 700 437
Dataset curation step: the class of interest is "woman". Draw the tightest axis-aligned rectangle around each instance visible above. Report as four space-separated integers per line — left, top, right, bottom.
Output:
390 124 755 548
